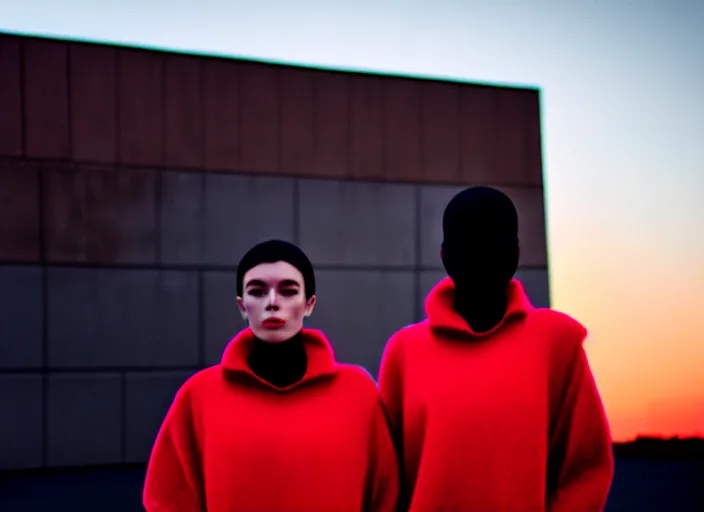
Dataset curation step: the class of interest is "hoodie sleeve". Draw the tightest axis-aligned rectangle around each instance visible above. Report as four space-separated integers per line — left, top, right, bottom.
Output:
365 398 400 512
143 382 205 512
546 341 614 512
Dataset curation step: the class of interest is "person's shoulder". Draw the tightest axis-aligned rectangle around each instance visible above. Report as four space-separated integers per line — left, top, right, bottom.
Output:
530 308 588 351
533 308 586 334
385 320 428 350
335 363 378 391
333 364 385 407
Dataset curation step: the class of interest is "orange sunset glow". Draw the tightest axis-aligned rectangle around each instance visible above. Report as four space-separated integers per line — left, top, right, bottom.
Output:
550 214 704 441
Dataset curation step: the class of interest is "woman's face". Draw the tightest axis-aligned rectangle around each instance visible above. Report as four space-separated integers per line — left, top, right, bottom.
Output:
237 261 316 343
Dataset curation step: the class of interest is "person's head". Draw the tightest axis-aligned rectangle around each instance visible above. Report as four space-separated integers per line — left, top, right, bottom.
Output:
440 186 520 295
236 240 317 343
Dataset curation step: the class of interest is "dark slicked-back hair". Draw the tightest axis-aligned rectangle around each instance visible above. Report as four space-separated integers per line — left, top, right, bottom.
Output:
237 240 316 299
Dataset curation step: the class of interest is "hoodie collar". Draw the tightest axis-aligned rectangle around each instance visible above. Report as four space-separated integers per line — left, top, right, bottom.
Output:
425 277 534 339
221 327 338 390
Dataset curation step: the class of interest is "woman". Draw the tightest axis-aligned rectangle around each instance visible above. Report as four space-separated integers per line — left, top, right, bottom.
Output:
143 240 399 512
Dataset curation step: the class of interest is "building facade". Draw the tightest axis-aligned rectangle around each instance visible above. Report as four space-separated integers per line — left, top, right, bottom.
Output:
0 32 549 470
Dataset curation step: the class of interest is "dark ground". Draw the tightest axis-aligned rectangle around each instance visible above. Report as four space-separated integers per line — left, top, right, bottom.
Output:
1 458 703 511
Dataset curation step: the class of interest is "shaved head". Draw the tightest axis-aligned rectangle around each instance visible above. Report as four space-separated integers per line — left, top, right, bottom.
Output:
441 186 520 294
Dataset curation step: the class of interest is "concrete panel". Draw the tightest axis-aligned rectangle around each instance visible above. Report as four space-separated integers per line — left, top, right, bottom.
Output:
47 268 199 368
203 58 239 171
505 187 548 267
0 266 43 369
47 373 122 467
421 81 460 183
524 90 544 186
24 38 69 159
165 54 203 168
204 174 295 266
418 185 462 269
418 267 551 319
312 71 349 179
0 374 42 469
44 167 158 264
160 171 205 265
238 61 278 174
418 184 548 268
298 179 416 267
514 267 551 308
124 370 195 463
385 78 422 182
69 43 118 163
0 165 40 262
494 88 534 185
280 67 315 176
459 85 496 184
203 271 245 366
117 48 164 166
306 270 415 377
0 35 22 157
350 74 384 180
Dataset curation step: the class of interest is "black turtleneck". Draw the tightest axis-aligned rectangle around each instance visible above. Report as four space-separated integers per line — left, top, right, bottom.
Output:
247 331 308 388
454 287 508 334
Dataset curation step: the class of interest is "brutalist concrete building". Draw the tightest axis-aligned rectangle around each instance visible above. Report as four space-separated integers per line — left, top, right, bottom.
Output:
0 32 549 471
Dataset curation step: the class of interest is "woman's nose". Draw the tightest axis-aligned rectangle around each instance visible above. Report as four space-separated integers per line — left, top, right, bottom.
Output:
266 288 279 309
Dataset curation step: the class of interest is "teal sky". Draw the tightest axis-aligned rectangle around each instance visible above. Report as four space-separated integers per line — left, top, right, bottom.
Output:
2 0 703 438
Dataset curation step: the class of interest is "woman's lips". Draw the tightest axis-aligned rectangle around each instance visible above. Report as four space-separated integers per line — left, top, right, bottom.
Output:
262 318 286 329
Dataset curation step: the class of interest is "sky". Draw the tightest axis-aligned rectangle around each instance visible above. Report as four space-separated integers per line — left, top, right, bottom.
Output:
2 0 702 442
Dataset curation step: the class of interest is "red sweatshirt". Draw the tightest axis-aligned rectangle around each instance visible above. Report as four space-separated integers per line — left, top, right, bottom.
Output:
144 327 398 512
378 277 614 512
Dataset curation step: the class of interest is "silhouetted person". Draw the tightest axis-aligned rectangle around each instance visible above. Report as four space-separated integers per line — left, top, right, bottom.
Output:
144 240 398 512
378 187 614 511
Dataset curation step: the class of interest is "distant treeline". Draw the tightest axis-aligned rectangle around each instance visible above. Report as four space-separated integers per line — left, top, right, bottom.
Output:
613 436 704 460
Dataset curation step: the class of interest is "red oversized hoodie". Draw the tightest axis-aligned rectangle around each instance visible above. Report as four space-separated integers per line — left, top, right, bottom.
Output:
378 277 614 512
144 327 398 512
